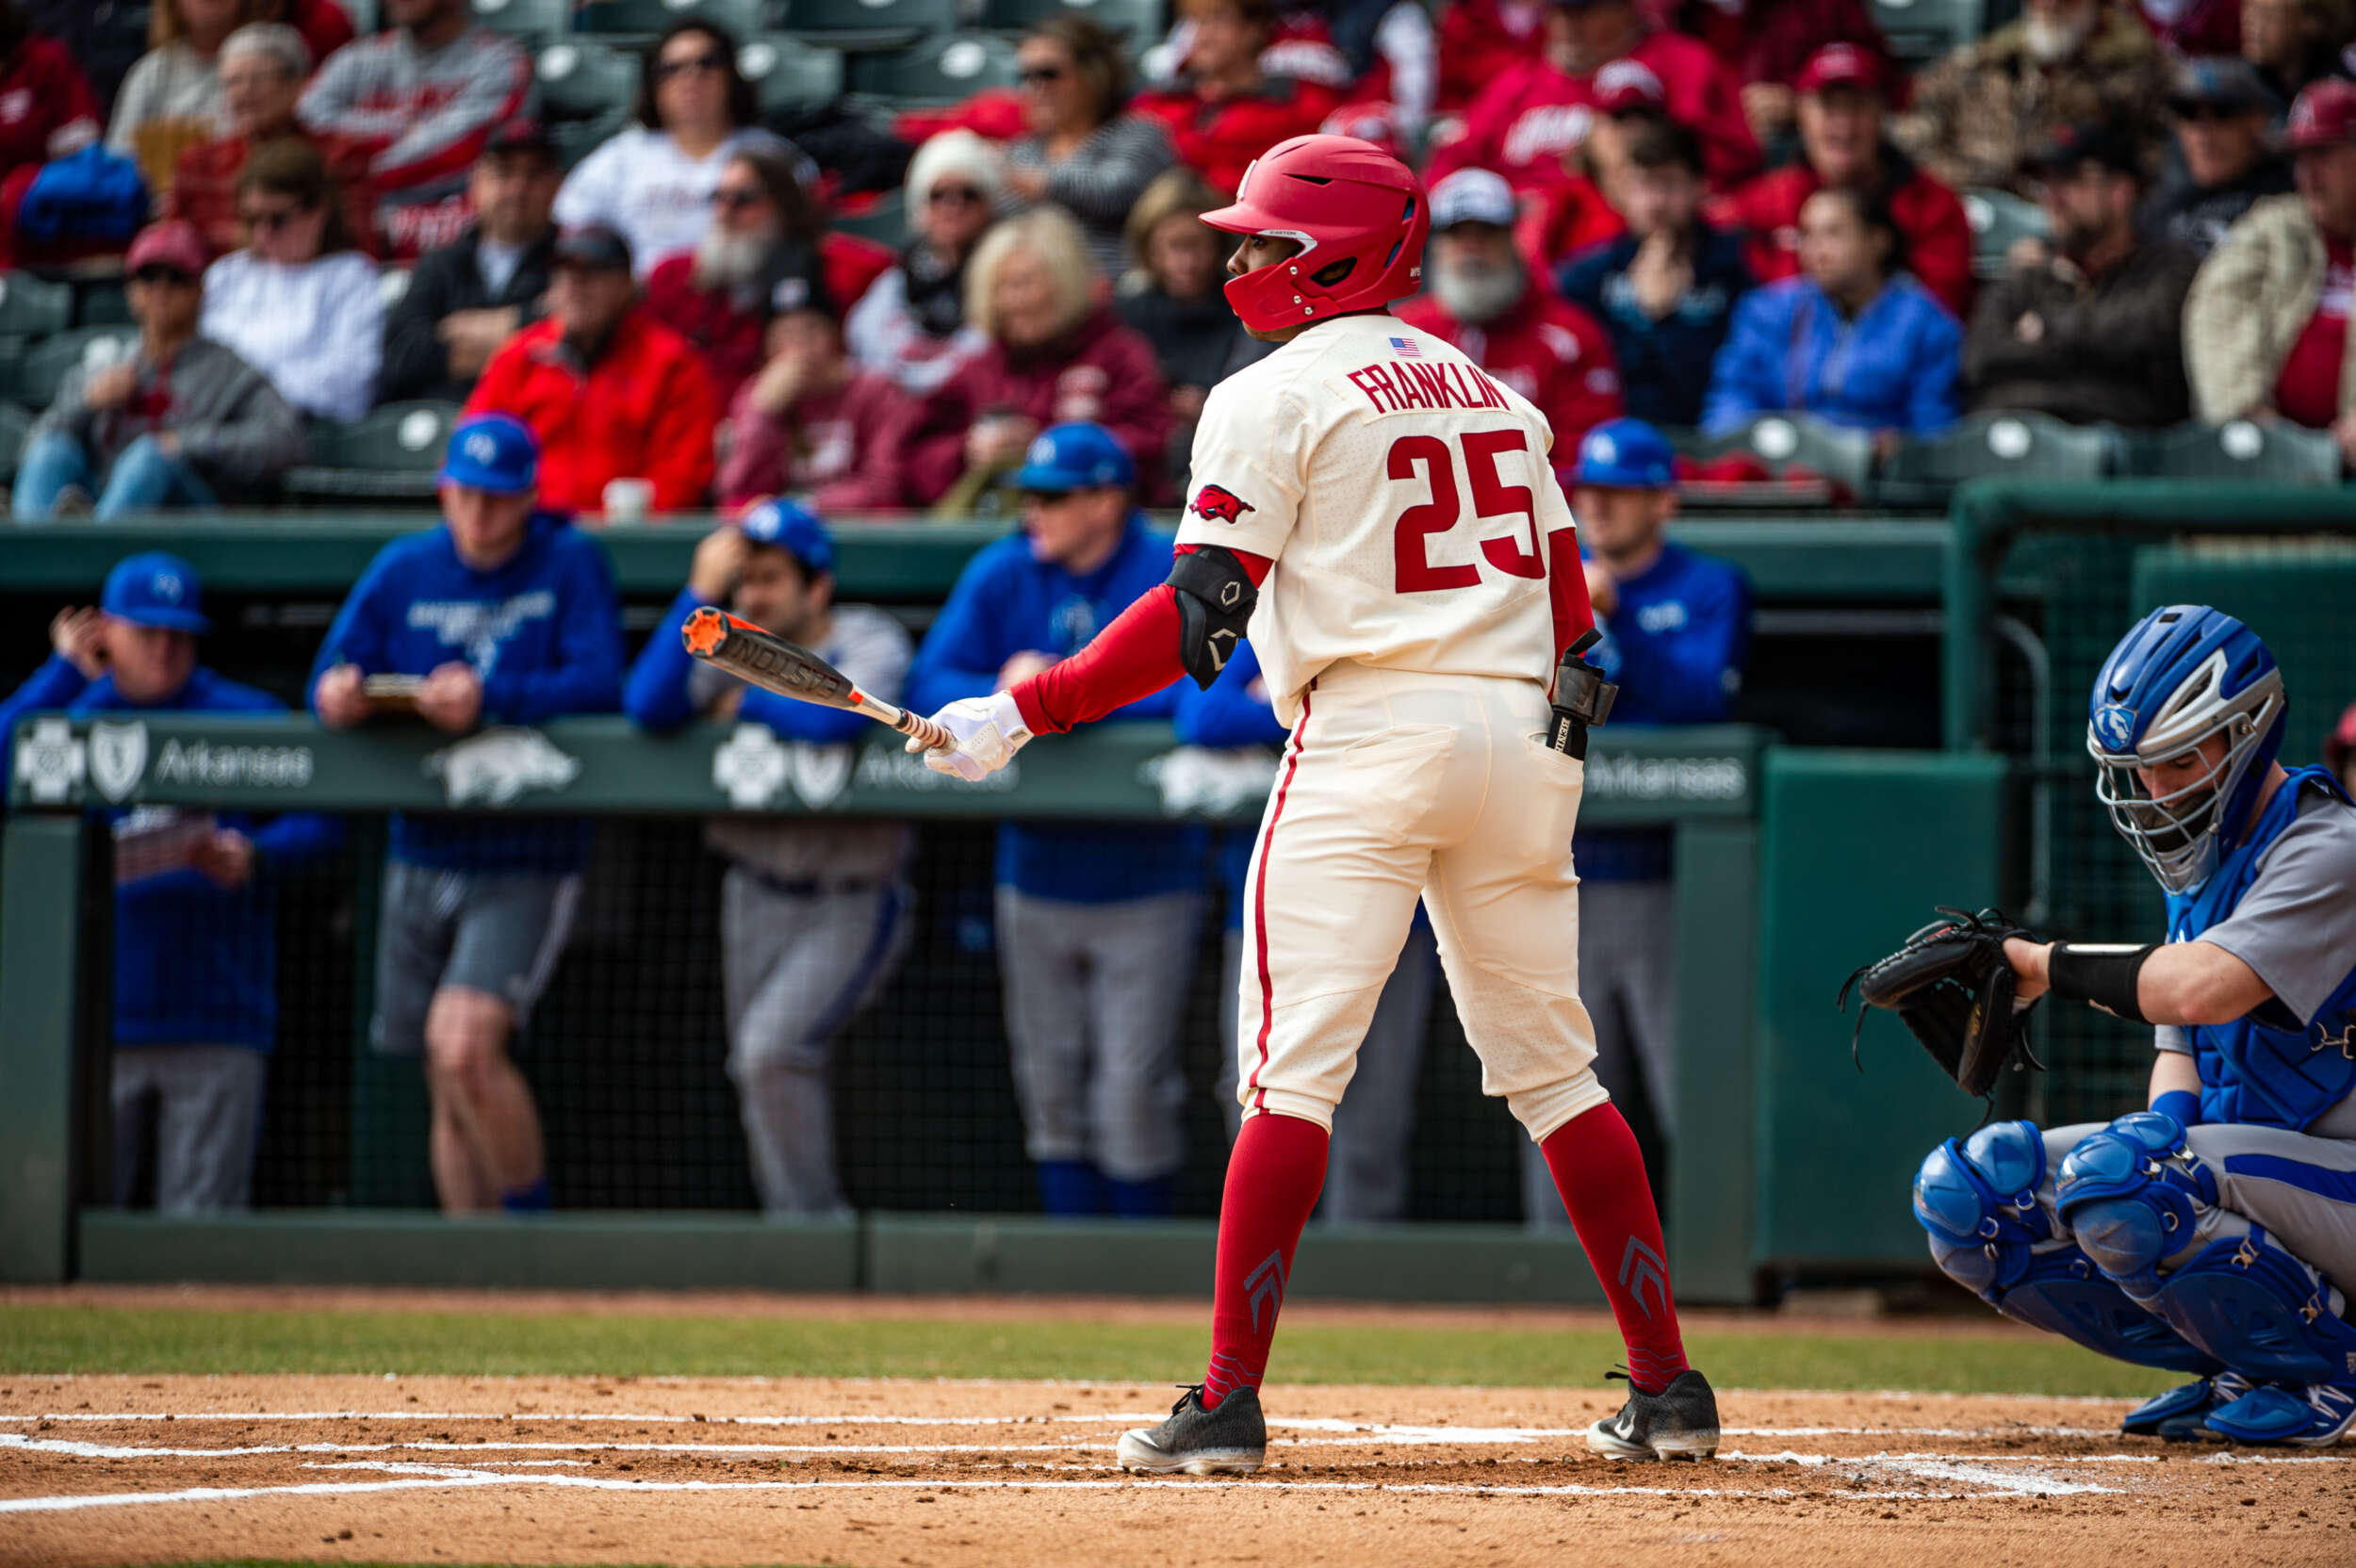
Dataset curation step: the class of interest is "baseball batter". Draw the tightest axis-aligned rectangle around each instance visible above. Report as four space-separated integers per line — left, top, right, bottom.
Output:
1913 606 2356 1446
908 134 1716 1472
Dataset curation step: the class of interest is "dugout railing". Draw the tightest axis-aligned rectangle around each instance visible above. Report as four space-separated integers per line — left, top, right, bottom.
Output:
0 710 1768 1303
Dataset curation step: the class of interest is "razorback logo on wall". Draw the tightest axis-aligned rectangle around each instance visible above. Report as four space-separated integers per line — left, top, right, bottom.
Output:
1189 484 1256 524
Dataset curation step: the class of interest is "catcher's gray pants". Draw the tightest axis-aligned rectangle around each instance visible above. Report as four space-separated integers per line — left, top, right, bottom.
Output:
110 1044 267 1214
723 867 912 1217
1523 877 1675 1230
995 887 1199 1183
1219 920 1438 1222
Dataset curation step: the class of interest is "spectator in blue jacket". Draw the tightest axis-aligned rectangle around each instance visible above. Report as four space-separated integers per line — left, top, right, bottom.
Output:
1701 186 1963 436
624 502 914 1218
1174 639 1436 1223
907 421 1203 1218
1558 119 1754 429
309 413 623 1216
0 553 339 1214
1525 419 1751 1229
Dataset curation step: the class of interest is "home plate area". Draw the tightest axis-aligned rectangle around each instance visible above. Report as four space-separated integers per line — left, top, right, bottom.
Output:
4 1377 2353 1567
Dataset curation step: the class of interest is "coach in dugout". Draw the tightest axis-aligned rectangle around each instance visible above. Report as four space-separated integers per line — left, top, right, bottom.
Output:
0 554 339 1214
1525 418 1750 1226
623 501 915 1217
907 421 1204 1218
310 414 623 1215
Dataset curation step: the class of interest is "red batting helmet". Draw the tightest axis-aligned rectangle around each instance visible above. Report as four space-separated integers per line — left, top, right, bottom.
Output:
1202 134 1430 335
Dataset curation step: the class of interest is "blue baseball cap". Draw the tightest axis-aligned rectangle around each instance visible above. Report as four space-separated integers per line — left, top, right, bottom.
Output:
102 551 210 633
439 412 539 494
738 498 835 576
1571 417 1677 490
1012 421 1135 494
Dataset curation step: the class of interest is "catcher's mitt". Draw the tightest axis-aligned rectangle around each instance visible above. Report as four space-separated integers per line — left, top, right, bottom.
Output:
1836 907 2044 1098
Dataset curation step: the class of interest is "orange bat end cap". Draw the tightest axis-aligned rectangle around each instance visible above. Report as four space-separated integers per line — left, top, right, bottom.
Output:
682 607 728 657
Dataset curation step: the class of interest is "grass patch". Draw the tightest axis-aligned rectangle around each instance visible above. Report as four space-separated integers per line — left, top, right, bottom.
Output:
0 1304 2172 1398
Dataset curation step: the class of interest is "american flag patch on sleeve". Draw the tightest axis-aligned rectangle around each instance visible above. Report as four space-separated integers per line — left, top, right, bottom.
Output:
1388 336 1422 357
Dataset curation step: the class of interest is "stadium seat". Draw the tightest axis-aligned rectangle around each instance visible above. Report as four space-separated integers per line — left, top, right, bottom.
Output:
74 276 132 328
0 401 32 483
335 0 378 34
1689 415 1876 493
283 401 460 500
1870 0 1983 66
829 188 907 245
1878 411 2118 499
2134 420 2345 485
848 30 1020 105
1963 188 2048 280
536 41 639 124
549 107 633 170
576 0 761 47
378 268 413 309
20 325 140 411
980 0 1163 40
739 34 845 116
470 0 568 45
775 0 957 54
0 271 72 338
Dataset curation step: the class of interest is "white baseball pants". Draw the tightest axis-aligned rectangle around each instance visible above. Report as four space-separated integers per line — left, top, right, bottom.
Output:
1235 664 1609 1141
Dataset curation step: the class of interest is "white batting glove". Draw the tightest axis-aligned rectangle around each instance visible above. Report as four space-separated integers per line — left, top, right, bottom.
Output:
908 691 1034 781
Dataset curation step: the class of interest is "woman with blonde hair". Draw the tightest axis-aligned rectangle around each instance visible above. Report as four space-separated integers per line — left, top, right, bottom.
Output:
902 205 1172 509
106 0 255 192
1004 13 1175 277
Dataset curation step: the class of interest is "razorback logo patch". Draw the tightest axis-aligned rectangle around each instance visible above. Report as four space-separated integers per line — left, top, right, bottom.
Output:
1189 484 1256 524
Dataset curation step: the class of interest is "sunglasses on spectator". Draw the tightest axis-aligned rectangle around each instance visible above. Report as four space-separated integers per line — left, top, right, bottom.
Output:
1019 65 1067 86
130 267 196 286
711 186 768 209
928 185 986 206
658 51 728 80
239 203 311 232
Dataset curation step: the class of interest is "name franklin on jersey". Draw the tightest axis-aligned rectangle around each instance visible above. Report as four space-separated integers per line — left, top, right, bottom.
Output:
1341 357 1519 416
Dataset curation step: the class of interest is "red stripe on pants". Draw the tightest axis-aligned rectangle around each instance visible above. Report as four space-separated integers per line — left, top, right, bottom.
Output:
1246 680 1314 1113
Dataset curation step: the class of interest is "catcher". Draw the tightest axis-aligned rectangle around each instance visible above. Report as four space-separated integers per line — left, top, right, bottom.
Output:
1853 606 2356 1446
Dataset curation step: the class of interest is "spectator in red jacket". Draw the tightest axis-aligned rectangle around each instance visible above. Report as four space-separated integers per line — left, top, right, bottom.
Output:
903 206 1172 510
642 146 833 410
0 0 99 187
1708 44 1974 318
1427 0 1759 194
168 25 382 258
1513 60 1661 271
1436 0 1550 115
1397 168 1624 471
466 223 720 517
1647 0 1893 148
717 296 915 512
1131 0 1341 196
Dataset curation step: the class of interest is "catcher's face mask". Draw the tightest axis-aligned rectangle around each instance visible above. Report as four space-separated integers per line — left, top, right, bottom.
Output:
2088 652 2285 895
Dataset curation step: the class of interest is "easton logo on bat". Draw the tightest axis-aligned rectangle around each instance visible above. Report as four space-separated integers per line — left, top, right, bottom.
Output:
1188 484 1255 525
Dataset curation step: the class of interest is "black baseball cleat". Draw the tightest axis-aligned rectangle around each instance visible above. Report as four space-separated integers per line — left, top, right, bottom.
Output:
1587 1367 1721 1461
1117 1384 1267 1475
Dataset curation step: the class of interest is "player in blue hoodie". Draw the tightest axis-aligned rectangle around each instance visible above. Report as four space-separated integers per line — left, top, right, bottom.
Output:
0 553 339 1212
310 413 623 1214
907 422 1204 1217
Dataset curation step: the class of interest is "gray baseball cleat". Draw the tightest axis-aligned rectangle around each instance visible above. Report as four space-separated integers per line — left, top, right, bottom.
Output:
1117 1384 1267 1475
1586 1368 1721 1461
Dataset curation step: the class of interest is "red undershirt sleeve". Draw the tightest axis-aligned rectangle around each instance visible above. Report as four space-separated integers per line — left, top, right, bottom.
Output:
1010 546 1273 737
1546 525 1594 675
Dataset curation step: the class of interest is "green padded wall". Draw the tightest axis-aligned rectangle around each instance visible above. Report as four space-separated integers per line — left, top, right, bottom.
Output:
1754 749 2009 1269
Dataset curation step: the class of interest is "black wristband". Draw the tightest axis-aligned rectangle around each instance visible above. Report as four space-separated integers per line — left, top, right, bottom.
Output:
2046 942 2157 1024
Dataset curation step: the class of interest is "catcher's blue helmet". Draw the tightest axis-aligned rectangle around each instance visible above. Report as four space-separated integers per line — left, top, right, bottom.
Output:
2087 605 2286 894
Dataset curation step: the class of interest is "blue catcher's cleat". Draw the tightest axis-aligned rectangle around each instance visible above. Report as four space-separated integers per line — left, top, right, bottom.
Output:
2120 1371 2252 1442
2203 1382 2356 1446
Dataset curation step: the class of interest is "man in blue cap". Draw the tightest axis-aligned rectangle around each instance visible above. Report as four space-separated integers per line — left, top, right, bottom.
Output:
1521 416 1752 1229
908 420 1203 1217
624 500 915 1217
310 411 623 1215
0 553 339 1213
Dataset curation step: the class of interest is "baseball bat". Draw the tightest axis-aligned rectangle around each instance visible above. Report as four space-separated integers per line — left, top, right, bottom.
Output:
681 607 955 752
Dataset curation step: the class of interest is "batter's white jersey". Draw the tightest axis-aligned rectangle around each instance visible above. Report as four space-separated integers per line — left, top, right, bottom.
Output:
1172 311 1575 727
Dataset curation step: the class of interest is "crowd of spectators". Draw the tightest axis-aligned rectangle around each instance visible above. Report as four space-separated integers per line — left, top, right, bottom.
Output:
9 0 2356 517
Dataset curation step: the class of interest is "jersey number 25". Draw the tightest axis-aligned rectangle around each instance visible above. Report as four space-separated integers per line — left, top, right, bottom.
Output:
1388 431 1546 594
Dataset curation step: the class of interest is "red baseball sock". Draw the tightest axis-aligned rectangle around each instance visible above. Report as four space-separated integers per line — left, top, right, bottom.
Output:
1541 1102 1690 1395
1201 1112 1329 1409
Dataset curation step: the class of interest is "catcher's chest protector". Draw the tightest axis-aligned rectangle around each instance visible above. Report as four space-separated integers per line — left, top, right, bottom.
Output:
2167 764 2356 1131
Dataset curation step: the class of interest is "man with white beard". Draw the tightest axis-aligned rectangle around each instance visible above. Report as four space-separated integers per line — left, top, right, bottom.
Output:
643 146 834 408
1896 0 2169 194
1394 168 1625 482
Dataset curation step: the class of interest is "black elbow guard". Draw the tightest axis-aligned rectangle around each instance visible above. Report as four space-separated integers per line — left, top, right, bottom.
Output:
1169 547 1258 691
